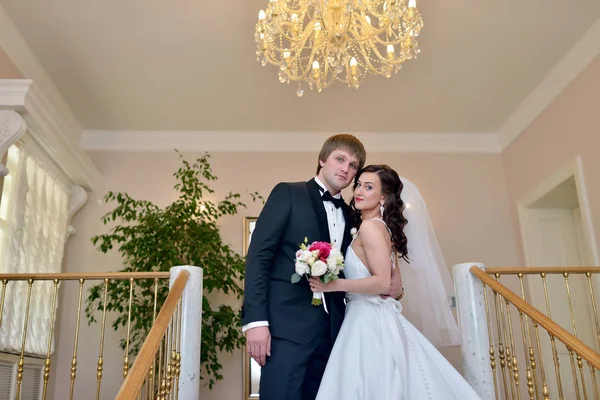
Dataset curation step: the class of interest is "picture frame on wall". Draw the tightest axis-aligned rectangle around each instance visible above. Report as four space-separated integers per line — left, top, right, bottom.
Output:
242 216 261 399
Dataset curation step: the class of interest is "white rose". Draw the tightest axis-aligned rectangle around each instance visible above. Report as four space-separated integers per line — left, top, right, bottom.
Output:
295 261 310 276
327 257 337 272
311 260 328 277
299 250 313 263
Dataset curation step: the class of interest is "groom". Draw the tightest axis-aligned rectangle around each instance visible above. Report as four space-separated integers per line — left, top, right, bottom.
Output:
242 134 403 400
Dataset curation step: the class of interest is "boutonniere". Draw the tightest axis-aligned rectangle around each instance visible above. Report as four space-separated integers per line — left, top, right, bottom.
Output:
350 227 358 240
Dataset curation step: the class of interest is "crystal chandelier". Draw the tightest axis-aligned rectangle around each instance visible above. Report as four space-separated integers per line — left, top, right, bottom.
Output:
255 0 423 96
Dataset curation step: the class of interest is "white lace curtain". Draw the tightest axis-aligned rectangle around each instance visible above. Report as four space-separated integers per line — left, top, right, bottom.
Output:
0 145 70 355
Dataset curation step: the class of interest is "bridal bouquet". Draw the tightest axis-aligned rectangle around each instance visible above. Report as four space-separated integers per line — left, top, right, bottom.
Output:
291 237 345 306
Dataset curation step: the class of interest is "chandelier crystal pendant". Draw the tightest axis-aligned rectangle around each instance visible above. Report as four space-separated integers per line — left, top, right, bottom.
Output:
255 0 423 96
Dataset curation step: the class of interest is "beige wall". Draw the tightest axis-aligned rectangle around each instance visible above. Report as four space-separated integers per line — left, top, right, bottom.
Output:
53 150 520 399
0 48 22 78
502 54 600 264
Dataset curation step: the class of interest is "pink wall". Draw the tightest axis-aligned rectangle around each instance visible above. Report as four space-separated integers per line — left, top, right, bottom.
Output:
502 55 600 263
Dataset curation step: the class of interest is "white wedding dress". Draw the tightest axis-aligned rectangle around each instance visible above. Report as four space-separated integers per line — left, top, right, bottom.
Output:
316 228 481 400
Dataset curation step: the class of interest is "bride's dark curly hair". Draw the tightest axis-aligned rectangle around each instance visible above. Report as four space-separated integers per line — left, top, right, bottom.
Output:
349 165 409 262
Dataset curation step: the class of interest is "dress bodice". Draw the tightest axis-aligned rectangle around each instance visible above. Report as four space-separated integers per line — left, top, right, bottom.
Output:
344 221 401 309
344 218 395 281
343 245 373 280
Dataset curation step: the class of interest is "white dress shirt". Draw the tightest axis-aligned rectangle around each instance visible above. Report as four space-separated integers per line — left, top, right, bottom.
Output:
242 177 346 333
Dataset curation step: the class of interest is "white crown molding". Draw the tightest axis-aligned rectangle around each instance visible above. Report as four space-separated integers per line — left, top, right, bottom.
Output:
497 17 600 151
0 79 101 189
80 130 501 154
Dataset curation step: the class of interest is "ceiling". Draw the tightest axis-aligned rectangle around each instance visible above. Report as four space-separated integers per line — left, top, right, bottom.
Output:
1 0 600 134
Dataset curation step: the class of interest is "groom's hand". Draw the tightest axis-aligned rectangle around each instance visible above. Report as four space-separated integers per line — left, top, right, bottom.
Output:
381 264 403 299
245 326 271 367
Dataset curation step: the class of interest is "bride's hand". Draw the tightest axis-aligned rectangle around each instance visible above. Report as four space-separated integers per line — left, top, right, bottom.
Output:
309 277 336 293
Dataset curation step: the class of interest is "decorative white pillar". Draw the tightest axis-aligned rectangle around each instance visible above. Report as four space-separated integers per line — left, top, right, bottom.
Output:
0 110 26 176
453 262 495 399
170 266 203 400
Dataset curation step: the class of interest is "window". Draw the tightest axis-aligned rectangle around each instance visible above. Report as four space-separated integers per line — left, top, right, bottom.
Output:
0 145 21 267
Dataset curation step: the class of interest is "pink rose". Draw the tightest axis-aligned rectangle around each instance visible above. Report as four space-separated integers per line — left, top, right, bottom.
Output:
308 241 331 261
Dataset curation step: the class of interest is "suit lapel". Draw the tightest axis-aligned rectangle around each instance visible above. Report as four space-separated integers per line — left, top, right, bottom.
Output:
340 202 352 254
307 179 331 243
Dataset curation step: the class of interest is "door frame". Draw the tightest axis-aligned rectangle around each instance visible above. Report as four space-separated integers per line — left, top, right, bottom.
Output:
517 155 599 268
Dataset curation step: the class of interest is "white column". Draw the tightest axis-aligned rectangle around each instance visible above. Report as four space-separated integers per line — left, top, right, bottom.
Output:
453 262 495 399
170 265 203 400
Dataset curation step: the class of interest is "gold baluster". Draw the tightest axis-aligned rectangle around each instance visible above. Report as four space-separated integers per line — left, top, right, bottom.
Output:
541 272 564 398
170 311 179 399
15 279 34 400
165 319 174 396
96 279 109 400
124 278 134 379
533 322 550 399
497 274 517 400
42 279 60 400
518 273 538 400
0 279 7 327
482 282 500 399
567 347 582 400
588 362 599 400
160 337 168 400
156 333 164 400
504 298 521 399
494 283 510 398
563 272 586 399
174 300 182 400
69 279 85 400
586 273 600 347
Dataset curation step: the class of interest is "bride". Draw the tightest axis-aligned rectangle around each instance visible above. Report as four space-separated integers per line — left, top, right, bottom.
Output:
309 165 481 399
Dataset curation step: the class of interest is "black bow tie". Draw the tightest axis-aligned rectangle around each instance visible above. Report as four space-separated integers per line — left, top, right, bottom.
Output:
321 191 345 209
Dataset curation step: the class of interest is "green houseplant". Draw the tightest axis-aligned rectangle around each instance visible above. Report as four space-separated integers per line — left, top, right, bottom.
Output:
85 151 262 388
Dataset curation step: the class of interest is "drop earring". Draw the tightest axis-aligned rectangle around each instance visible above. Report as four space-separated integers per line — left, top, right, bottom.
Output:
380 203 385 217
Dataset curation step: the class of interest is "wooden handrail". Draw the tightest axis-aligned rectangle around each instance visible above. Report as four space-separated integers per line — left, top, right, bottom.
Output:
0 272 170 280
485 267 600 275
115 270 190 400
470 266 600 370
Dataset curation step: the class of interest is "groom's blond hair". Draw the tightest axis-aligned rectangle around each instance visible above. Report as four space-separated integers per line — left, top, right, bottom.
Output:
316 134 366 174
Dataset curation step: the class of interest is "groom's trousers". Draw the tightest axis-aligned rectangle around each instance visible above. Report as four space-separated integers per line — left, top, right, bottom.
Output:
259 314 333 400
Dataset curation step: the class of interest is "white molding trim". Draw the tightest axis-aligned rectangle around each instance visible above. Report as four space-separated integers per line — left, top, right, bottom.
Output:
0 79 101 189
80 130 501 154
498 17 600 151
66 185 88 238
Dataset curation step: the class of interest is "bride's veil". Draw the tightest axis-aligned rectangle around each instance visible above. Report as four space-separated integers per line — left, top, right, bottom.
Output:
398 177 461 348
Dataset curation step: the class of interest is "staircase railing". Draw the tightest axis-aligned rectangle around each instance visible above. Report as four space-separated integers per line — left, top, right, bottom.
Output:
454 263 600 400
116 268 189 399
0 266 202 400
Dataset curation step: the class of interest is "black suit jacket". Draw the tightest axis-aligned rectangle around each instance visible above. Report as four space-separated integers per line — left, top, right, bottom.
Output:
242 179 352 345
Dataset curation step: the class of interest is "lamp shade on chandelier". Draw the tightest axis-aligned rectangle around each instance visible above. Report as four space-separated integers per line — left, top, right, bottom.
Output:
255 0 424 95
